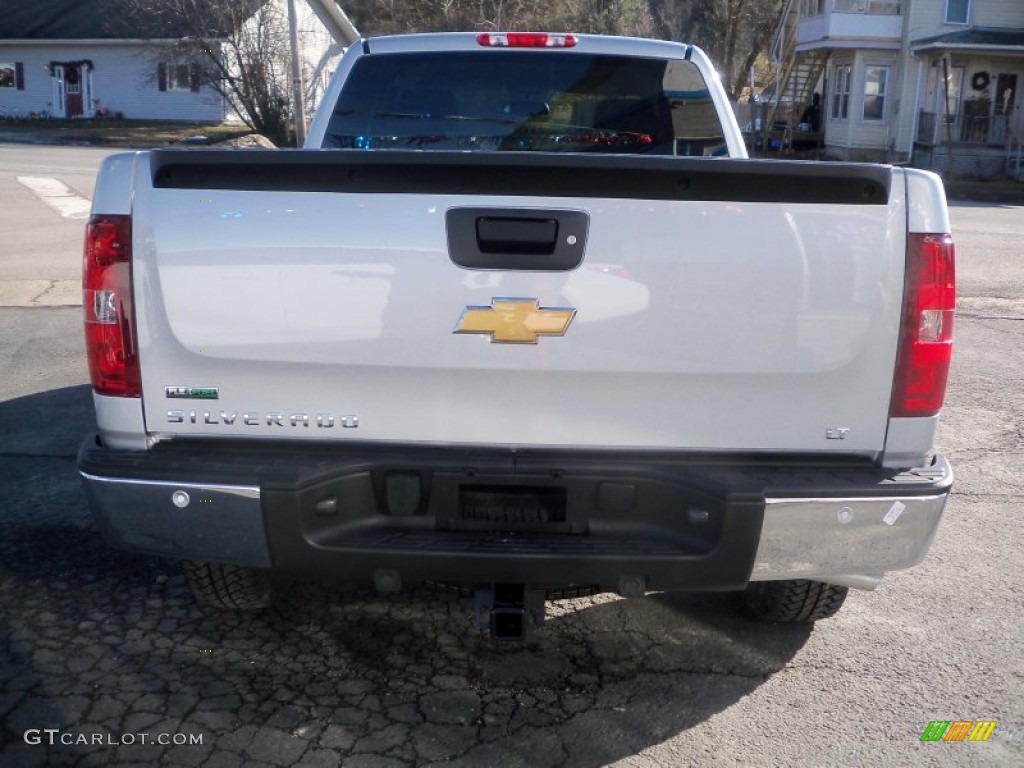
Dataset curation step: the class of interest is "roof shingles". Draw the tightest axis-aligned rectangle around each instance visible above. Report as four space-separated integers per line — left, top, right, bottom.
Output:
912 27 1024 51
0 0 254 40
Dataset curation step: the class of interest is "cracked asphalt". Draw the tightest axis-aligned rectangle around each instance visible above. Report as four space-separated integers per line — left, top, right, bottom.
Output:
1 384 814 767
1 147 1022 766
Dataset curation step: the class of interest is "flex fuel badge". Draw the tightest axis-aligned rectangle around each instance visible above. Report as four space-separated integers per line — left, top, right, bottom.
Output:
165 386 219 400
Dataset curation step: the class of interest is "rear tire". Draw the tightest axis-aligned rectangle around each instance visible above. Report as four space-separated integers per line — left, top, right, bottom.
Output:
743 579 848 622
182 560 272 611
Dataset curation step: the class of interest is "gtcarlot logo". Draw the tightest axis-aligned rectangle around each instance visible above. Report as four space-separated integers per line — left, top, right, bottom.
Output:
24 729 203 747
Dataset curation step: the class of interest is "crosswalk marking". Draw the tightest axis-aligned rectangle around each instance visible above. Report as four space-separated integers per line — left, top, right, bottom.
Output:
17 176 92 220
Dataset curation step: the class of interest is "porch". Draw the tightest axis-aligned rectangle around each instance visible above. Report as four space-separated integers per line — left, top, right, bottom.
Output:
916 110 1024 180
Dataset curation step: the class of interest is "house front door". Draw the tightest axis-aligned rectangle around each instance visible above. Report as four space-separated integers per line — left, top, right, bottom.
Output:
64 65 83 117
993 72 1022 143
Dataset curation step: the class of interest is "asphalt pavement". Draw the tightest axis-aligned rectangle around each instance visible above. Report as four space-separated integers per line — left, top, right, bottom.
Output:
0 144 1021 767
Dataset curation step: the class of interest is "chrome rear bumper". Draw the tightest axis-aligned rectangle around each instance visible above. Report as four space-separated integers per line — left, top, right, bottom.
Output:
751 492 949 590
79 437 952 592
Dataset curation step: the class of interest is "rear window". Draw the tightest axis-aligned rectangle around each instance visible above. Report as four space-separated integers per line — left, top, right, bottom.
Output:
324 51 725 156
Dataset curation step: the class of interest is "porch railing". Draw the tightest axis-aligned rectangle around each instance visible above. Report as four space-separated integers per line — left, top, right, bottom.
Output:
1008 127 1023 179
917 111 937 144
917 110 1011 147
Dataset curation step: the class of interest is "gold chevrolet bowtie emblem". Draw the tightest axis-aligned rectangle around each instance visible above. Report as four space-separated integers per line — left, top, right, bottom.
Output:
454 299 576 344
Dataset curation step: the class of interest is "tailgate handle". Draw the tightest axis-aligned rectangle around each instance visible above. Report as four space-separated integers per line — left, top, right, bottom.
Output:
476 217 557 255
447 207 588 271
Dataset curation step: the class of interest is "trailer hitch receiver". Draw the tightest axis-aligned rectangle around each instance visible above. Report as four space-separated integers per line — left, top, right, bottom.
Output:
474 584 546 641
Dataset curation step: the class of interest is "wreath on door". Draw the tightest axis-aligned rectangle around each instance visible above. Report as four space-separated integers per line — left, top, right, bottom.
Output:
971 71 990 91
66 68 79 85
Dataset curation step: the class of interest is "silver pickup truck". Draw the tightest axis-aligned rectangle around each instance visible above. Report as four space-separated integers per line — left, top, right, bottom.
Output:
79 33 954 640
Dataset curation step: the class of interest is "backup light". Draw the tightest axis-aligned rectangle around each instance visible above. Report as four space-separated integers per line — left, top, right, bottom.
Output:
476 33 578 48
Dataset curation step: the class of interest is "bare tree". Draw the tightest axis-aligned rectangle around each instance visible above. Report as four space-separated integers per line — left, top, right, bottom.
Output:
344 0 555 34
122 0 296 145
673 0 783 99
645 0 693 41
557 0 657 36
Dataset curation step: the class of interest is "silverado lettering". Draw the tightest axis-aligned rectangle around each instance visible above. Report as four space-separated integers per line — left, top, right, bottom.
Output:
166 410 357 427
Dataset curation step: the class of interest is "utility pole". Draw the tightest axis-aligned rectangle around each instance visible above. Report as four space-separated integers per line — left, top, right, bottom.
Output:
941 56 954 183
287 0 307 146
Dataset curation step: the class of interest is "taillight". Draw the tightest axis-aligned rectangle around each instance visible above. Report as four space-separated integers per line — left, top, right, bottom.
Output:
476 32 578 48
890 233 955 417
83 214 140 397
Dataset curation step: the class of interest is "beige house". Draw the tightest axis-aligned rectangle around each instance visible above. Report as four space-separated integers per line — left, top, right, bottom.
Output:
769 0 1024 179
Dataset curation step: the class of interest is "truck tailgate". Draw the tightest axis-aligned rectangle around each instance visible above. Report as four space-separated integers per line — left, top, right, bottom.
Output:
133 151 904 454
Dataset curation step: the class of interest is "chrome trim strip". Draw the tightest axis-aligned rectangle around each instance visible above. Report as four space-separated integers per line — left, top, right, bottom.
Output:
765 494 946 506
80 472 260 499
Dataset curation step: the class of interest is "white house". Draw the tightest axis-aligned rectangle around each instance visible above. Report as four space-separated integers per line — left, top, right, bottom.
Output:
0 0 342 123
769 0 1024 178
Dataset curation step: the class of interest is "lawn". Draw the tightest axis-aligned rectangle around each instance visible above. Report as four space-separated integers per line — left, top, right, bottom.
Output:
0 117 263 148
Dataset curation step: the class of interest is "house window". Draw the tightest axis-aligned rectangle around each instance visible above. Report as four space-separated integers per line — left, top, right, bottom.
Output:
65 66 82 95
798 0 824 17
168 63 190 91
863 66 889 121
158 62 199 92
835 0 901 12
831 64 852 120
945 0 969 24
0 62 24 89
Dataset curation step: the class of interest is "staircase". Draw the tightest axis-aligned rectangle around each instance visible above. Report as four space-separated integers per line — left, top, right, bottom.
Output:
764 0 826 141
